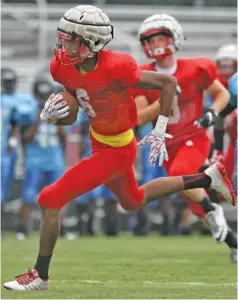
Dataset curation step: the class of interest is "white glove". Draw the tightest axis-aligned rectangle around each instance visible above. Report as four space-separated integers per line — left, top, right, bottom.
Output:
40 93 70 124
138 131 172 166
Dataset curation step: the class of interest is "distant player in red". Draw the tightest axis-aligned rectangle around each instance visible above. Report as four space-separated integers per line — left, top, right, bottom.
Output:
133 14 237 261
213 44 237 180
4 6 235 291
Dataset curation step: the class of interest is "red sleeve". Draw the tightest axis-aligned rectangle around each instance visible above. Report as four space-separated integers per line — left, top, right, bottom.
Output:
197 57 217 89
50 56 61 81
111 53 140 87
130 87 149 98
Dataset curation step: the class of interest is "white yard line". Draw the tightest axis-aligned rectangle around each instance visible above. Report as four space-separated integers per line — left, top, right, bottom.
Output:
50 279 237 287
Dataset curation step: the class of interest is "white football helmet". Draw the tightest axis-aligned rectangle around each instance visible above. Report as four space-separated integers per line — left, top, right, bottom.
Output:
55 5 113 65
139 14 185 59
215 44 237 85
215 44 237 61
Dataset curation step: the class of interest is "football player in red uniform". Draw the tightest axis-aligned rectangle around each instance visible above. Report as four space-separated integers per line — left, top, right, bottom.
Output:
4 6 235 290
213 44 237 180
133 14 237 260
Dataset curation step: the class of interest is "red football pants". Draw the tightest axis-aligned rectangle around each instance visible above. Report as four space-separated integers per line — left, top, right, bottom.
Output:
224 110 237 180
164 132 211 218
38 136 144 211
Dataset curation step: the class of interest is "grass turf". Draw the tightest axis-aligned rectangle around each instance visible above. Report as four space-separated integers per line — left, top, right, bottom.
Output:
1 233 237 299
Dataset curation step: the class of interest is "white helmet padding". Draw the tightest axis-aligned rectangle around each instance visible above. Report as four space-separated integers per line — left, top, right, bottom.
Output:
139 14 185 51
215 44 237 61
58 5 113 52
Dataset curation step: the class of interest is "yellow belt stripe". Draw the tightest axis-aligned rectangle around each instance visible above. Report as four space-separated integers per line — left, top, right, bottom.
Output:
90 127 134 147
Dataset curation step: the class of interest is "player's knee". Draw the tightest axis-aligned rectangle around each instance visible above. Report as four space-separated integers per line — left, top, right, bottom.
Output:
119 189 144 212
120 201 139 212
38 185 62 210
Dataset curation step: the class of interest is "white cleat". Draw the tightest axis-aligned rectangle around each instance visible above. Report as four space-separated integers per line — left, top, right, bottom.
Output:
65 232 77 240
205 162 236 206
205 203 228 243
15 232 26 241
4 268 48 291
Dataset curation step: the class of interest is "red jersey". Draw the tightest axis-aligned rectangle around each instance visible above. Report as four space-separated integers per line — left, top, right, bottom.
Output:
133 57 217 150
50 50 140 136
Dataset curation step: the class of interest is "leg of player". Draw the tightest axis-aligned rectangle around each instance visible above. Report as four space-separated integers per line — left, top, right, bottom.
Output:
202 214 237 264
1 151 17 235
141 162 236 247
166 137 234 245
199 173 237 263
16 169 41 240
3 140 137 291
101 186 119 236
142 162 235 203
181 189 229 243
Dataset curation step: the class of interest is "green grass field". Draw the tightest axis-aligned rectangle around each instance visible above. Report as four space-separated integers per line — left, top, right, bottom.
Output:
1 233 237 299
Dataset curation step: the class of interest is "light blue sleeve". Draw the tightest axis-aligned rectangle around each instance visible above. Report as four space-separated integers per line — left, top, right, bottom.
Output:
228 73 237 108
13 94 38 125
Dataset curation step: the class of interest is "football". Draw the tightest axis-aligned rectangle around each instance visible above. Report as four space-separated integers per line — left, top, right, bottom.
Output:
56 92 79 126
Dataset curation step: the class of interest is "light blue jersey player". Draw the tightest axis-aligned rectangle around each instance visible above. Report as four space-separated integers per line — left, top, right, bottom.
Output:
16 79 66 239
228 72 237 193
1 67 35 204
74 110 118 236
228 72 237 109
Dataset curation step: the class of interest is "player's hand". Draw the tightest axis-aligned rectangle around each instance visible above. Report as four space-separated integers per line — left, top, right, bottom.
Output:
195 108 218 129
138 131 172 166
209 149 224 165
40 93 70 124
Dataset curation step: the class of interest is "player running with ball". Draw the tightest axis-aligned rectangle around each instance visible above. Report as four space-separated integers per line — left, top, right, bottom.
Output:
4 5 235 291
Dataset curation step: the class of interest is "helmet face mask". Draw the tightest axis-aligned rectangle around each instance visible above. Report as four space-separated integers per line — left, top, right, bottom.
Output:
140 30 175 60
55 31 94 65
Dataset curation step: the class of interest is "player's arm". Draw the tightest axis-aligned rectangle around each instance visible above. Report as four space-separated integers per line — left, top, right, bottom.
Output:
135 71 177 118
206 79 229 113
6 107 21 152
134 71 177 166
219 102 236 117
198 80 229 153
134 71 176 136
135 95 160 126
7 123 19 153
22 111 40 144
198 58 229 128
220 73 237 117
40 58 77 125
